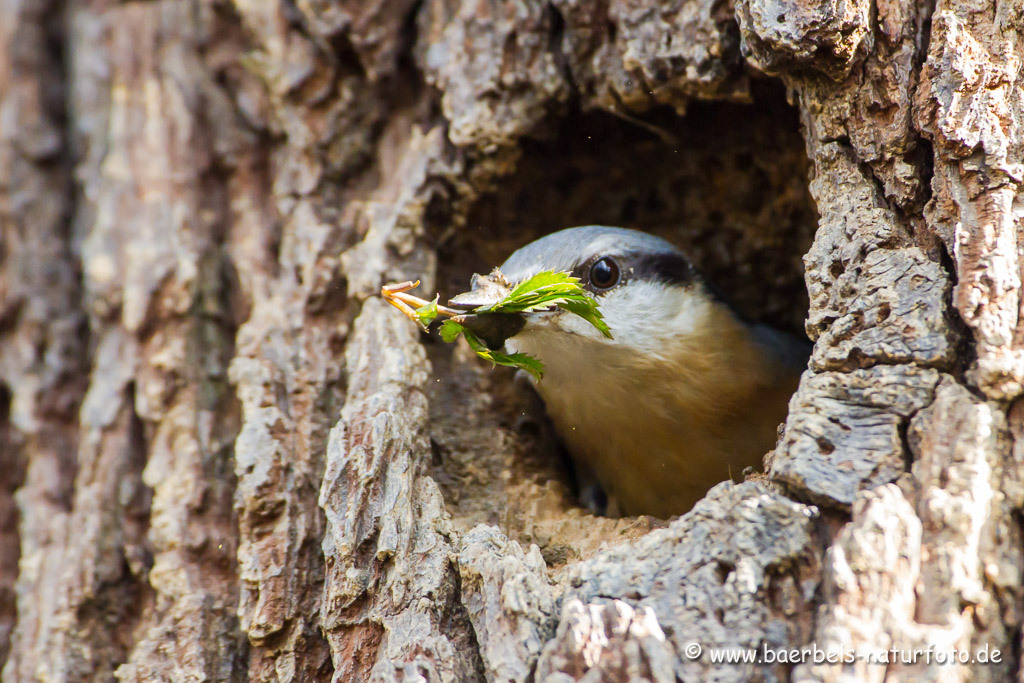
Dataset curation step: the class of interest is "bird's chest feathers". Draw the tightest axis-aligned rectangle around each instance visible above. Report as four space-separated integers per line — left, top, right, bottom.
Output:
508 312 790 516
527 334 738 460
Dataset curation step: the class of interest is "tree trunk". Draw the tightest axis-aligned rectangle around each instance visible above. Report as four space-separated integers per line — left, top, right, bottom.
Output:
1 0 1021 681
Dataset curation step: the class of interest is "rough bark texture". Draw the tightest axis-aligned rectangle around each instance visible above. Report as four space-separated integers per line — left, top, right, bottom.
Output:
1 0 1022 682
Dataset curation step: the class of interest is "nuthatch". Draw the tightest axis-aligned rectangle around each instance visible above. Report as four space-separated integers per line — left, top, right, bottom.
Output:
450 226 809 518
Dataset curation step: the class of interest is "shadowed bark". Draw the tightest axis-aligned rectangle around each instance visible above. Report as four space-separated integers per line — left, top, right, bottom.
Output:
1 0 1022 681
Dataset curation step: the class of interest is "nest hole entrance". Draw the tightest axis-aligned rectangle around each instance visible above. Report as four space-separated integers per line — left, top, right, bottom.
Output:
425 81 818 561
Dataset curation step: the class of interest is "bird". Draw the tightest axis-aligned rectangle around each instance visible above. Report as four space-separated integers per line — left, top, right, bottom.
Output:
448 226 810 519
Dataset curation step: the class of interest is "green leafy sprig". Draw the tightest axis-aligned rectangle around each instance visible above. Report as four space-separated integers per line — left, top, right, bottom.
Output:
382 271 611 380
439 319 547 380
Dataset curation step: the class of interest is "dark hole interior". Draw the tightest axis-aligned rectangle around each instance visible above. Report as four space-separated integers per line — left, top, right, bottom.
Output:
424 80 818 556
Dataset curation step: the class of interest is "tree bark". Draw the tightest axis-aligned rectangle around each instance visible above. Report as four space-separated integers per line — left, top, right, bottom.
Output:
1 0 1021 681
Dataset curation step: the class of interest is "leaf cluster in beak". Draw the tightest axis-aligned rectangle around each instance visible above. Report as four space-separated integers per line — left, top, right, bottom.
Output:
381 269 612 380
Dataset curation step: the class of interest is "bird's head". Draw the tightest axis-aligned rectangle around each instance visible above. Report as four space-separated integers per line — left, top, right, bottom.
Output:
447 226 722 364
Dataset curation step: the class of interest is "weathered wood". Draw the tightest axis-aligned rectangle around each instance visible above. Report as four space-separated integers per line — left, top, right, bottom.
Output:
541 481 820 682
774 365 940 507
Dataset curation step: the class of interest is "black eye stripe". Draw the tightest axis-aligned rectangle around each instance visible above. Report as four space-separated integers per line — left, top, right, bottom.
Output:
631 252 695 286
574 251 695 291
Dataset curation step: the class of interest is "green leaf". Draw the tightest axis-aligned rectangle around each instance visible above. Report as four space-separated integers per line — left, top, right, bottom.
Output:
491 270 612 339
482 271 589 314
507 271 578 300
414 295 440 330
557 298 613 338
460 328 545 380
439 319 465 343
430 270 610 381
492 351 545 381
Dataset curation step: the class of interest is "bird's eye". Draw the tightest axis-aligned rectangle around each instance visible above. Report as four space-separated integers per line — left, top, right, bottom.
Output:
589 257 620 290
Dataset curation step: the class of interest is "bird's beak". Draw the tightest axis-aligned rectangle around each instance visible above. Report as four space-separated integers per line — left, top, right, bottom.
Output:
447 272 526 350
